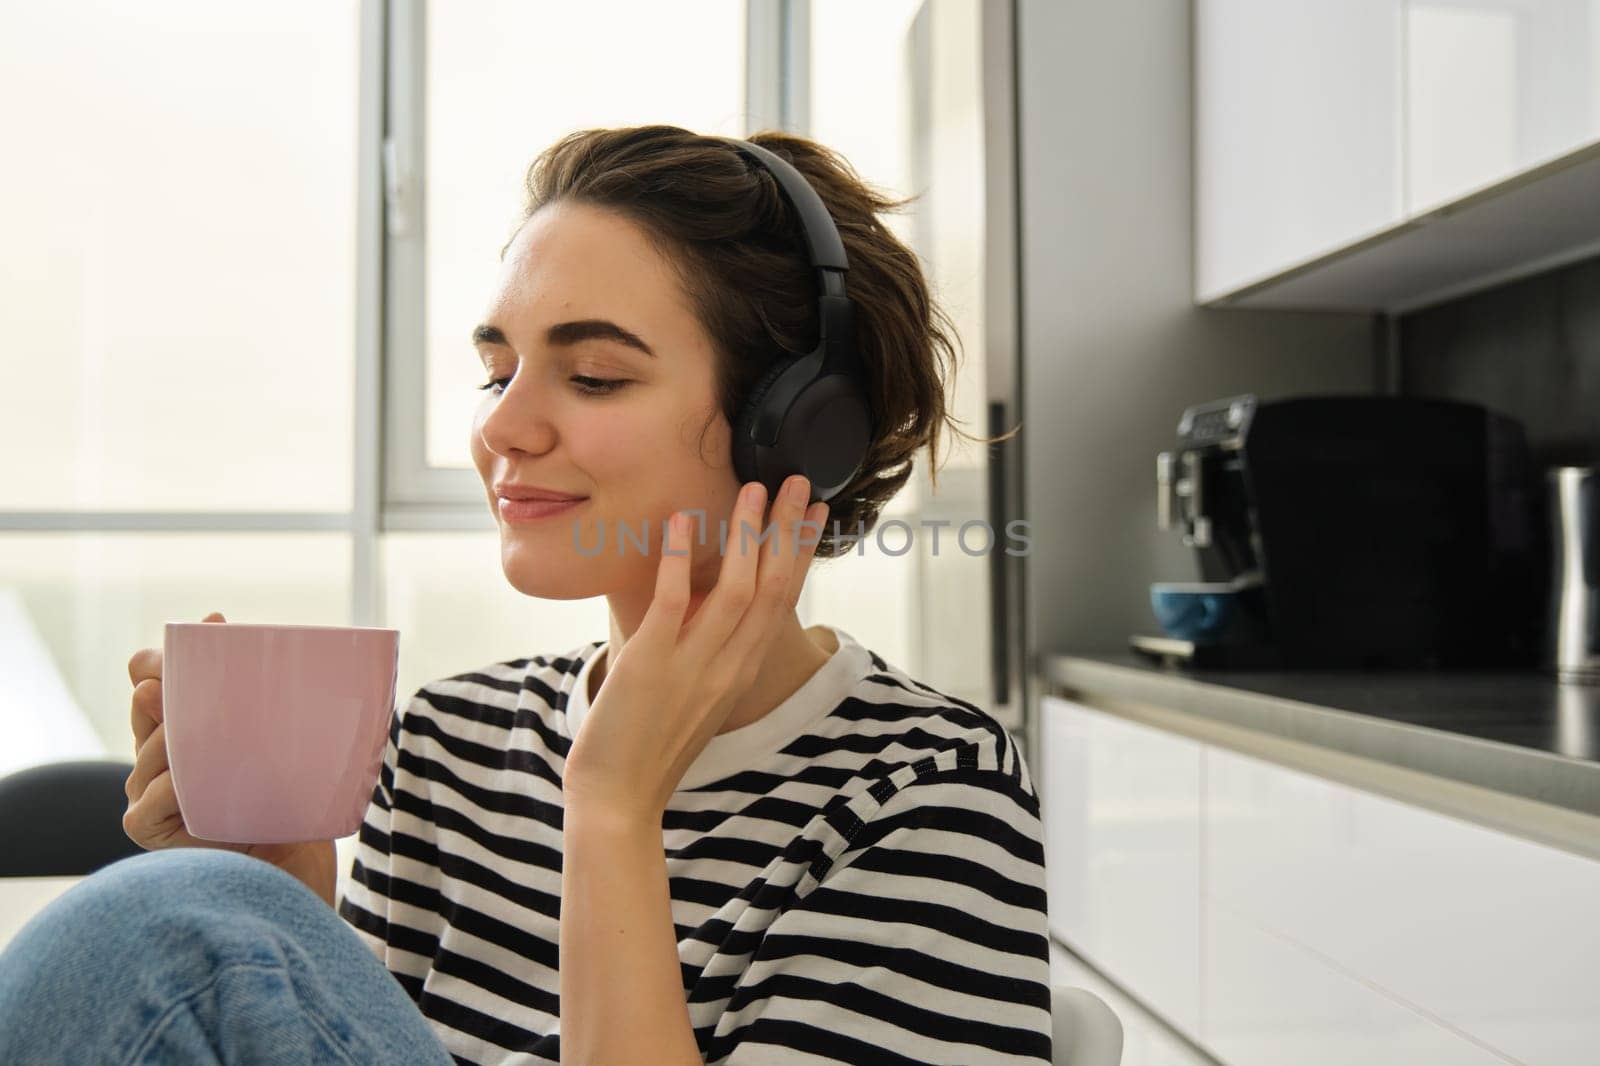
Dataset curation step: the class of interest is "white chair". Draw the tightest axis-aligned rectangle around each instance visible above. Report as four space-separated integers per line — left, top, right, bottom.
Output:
1052 985 1124 1066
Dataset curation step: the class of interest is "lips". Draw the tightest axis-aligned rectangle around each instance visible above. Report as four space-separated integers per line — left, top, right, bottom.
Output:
497 496 586 523
494 485 587 502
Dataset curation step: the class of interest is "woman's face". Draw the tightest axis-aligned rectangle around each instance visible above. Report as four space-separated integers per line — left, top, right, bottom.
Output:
470 200 743 600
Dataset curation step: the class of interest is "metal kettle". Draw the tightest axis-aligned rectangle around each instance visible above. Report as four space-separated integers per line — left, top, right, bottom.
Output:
1547 465 1600 683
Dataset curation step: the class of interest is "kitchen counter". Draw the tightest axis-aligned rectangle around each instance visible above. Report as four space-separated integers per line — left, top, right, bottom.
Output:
1041 653 1600 858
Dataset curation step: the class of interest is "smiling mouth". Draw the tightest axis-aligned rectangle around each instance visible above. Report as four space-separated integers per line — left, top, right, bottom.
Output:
497 496 587 522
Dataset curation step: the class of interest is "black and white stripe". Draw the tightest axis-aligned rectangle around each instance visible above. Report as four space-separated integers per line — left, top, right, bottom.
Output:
338 626 1052 1064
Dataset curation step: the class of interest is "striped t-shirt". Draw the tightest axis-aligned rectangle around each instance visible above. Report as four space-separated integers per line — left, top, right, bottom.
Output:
337 623 1052 1064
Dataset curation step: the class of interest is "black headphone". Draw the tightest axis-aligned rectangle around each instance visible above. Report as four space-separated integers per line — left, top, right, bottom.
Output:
719 138 875 508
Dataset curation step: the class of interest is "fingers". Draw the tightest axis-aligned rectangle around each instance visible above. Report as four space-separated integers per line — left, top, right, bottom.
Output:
681 480 770 656
123 768 187 849
122 610 226 849
788 498 830 610
750 476 808 614
635 510 694 655
691 475 817 660
131 677 163 749
719 477 826 666
128 612 222 746
128 647 162 686
129 645 164 752
125 720 170 804
643 481 823 673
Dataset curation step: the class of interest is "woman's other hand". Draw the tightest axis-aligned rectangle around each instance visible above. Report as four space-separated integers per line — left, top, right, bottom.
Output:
562 475 828 824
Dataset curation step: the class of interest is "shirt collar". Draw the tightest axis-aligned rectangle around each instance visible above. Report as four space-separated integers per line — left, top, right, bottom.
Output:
561 624 871 790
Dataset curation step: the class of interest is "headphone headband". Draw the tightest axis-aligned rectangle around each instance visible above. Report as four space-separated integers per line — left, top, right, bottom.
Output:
719 138 850 273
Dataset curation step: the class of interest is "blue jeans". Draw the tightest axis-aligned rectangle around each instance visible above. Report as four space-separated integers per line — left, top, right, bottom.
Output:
0 847 455 1065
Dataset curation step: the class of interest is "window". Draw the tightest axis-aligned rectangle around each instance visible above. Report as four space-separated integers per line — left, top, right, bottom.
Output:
382 532 610 704
2 0 1014 767
0 0 756 762
808 0 1000 712
0 1 361 514
383 0 755 700
418 1 748 473
811 0 989 487
0 533 350 753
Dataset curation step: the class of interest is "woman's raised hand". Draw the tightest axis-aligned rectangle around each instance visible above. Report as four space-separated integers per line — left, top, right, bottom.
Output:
561 475 829 824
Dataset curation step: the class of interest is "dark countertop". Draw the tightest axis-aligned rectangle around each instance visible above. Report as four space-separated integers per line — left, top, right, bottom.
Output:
1040 652 1600 821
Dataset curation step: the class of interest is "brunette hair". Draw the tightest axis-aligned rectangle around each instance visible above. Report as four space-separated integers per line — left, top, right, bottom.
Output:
514 124 1016 559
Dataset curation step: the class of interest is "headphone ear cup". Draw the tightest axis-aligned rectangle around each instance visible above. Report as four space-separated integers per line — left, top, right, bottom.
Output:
732 360 792 493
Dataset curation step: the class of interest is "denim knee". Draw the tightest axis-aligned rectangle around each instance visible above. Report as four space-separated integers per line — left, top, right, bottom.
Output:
0 848 324 1062
1 849 450 1065
5 849 322 983
47 849 303 931
80 846 314 913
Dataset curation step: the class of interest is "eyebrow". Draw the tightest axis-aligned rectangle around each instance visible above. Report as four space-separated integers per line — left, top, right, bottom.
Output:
470 319 657 358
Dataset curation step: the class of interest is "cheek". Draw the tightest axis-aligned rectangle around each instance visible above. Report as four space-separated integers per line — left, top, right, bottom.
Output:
623 416 737 518
588 398 730 475
571 406 654 469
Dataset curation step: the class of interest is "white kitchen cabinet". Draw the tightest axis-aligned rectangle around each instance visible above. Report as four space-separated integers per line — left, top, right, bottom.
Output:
1195 0 1600 311
1206 743 1600 1066
1195 0 1405 301
1038 696 1203 1039
1203 903 1506 1066
1406 0 1600 213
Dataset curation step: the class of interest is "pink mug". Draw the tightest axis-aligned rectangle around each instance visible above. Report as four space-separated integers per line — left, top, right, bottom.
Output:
162 621 399 844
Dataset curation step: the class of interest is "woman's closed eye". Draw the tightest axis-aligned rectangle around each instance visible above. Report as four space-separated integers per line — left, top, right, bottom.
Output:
477 375 629 397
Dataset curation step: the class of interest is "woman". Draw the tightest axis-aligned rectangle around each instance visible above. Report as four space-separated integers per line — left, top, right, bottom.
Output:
0 126 1050 1064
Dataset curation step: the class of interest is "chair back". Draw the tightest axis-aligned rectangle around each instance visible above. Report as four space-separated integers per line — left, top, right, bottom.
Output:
0 760 143 877
1051 985 1124 1066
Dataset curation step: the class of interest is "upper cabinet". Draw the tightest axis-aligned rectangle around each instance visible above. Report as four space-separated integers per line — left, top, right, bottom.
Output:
1407 0 1600 212
1195 0 1404 304
1196 0 1600 312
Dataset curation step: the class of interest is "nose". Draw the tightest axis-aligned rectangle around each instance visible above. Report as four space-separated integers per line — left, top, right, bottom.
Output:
476 374 560 459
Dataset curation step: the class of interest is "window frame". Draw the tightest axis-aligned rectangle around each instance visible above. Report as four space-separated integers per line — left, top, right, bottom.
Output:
379 0 800 530
0 0 798 631
0 0 1030 754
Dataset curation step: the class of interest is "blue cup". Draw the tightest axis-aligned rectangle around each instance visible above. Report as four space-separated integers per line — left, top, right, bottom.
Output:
1149 583 1240 642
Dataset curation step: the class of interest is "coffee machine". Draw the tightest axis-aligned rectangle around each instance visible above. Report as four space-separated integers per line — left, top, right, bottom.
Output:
1133 394 1543 669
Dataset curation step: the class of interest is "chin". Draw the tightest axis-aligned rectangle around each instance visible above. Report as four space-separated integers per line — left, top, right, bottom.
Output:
494 535 595 596
499 565 604 601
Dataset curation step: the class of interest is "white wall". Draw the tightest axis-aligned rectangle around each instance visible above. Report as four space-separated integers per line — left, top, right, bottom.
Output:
1015 0 1379 668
